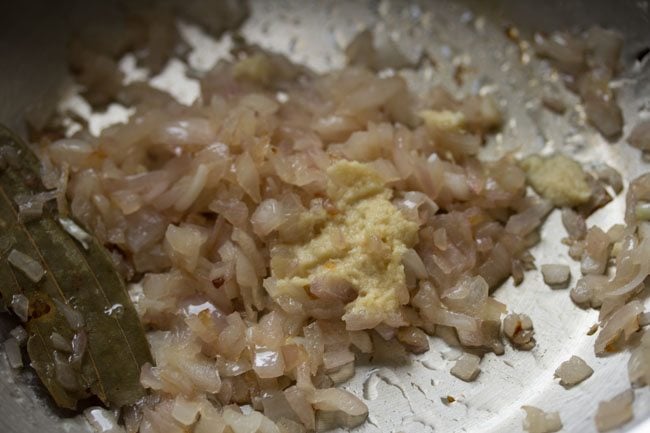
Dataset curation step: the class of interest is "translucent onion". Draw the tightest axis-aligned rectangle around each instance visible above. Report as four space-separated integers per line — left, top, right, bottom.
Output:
8 249 45 283
50 332 72 353
3 337 23 369
594 301 643 355
628 331 650 387
311 388 368 428
171 396 201 426
10 294 29 322
83 406 126 433
9 326 28 346
521 406 562 433
53 298 85 330
628 120 650 151
554 356 593 387
594 389 634 433
450 353 481 382
541 264 571 286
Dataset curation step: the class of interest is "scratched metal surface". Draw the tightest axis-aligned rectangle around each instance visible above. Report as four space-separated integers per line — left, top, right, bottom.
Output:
1 1 650 432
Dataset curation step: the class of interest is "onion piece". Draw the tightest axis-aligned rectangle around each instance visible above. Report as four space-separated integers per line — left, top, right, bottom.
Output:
594 300 643 355
594 389 634 433
83 406 126 433
312 388 368 429
402 249 428 280
250 199 285 237
50 332 72 353
284 386 315 430
236 152 261 203
309 276 358 303
14 190 58 222
627 120 650 151
396 326 430 354
9 326 28 346
561 208 587 240
554 355 593 387
53 298 85 330
171 396 201 426
59 217 92 249
223 407 263 433
504 313 535 350
541 264 571 286
194 405 226 433
450 353 480 382
322 348 355 371
8 249 45 283
521 406 562 433
54 351 79 391
70 330 88 366
581 227 611 275
253 348 285 379
3 337 23 369
10 294 29 322
164 224 208 272
628 331 650 387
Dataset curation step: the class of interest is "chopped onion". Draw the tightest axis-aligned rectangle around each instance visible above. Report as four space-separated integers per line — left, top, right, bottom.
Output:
322 348 355 370
8 249 45 283
628 120 650 151
53 298 85 330
59 217 92 249
260 390 299 423
592 163 623 194
402 249 428 280
396 326 430 354
450 353 481 382
628 331 650 387
521 406 562 433
594 300 643 355
50 332 72 352
83 406 126 433
251 199 286 237
171 396 201 426
581 227 611 275
10 294 29 322
504 313 535 350
14 190 58 222
309 276 358 303
54 351 80 391
236 152 261 203
3 337 23 369
194 404 227 433
164 224 208 272
284 386 315 430
541 264 571 286
223 408 264 433
594 389 634 433
9 326 28 346
561 208 587 240
312 388 368 428
70 330 88 366
554 355 593 387
253 348 285 379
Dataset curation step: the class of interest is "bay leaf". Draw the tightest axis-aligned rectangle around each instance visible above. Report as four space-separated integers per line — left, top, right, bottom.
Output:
0 125 152 409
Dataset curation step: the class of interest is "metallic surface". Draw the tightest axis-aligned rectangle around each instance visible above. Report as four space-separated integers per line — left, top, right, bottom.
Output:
1 0 649 432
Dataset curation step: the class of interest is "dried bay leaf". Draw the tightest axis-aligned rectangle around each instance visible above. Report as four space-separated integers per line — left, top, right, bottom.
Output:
0 125 152 409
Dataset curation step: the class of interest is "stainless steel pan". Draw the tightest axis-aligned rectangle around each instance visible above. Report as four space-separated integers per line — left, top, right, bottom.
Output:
1 1 649 432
